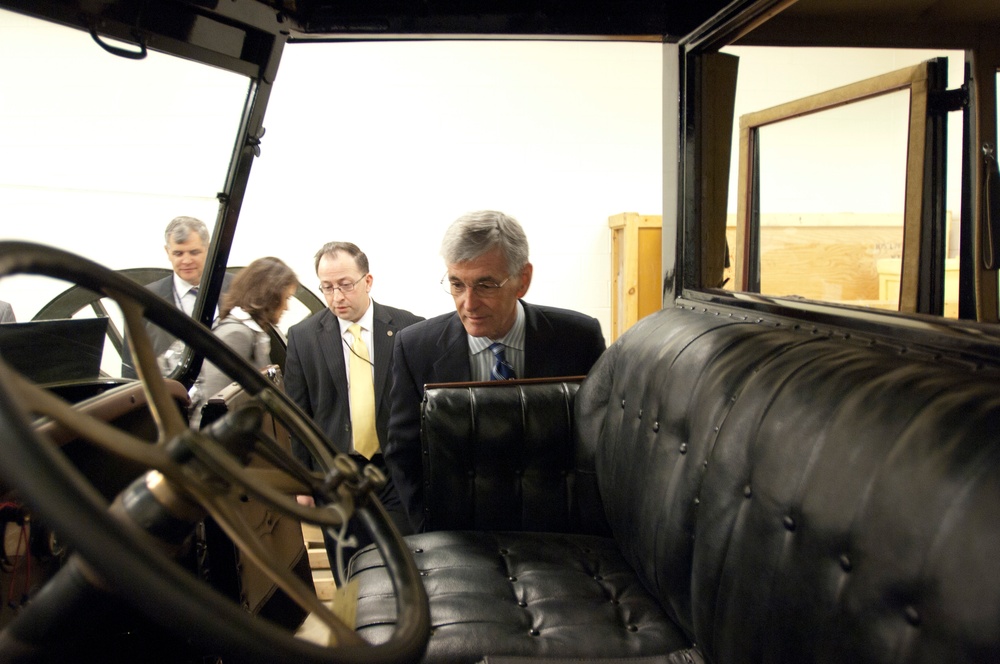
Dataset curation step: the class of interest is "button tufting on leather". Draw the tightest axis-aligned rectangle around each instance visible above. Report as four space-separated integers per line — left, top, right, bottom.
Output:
508 576 517 582
743 485 752 498
638 408 642 419
518 601 527 607
783 515 796 531
621 399 626 408
653 421 660 432
594 575 603 581
839 554 851 572
679 443 688 454
413 548 423 554
529 629 540 637
905 606 921 626
499 548 509 555
627 624 638 632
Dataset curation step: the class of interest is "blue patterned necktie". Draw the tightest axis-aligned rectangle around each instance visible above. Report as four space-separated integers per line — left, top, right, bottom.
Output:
489 342 516 380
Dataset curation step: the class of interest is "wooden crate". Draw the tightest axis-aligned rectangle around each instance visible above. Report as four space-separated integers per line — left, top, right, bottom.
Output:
609 213 663 341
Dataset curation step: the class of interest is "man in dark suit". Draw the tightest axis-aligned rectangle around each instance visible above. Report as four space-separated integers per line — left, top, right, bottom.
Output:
284 241 424 560
123 216 232 377
386 210 607 531
0 300 14 324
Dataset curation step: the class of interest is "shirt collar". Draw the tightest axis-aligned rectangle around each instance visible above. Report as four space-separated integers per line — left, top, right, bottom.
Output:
172 272 199 295
337 301 375 337
468 300 526 355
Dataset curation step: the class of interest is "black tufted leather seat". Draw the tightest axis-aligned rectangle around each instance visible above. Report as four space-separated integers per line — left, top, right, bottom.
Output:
350 303 1000 663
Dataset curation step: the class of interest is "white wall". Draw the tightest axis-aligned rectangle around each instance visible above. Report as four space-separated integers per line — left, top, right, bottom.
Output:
233 40 666 334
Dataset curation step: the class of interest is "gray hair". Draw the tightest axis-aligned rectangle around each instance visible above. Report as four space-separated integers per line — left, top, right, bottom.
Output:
164 216 209 246
313 241 369 275
440 210 529 274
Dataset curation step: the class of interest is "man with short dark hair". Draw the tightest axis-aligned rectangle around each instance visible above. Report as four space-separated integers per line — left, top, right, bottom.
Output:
285 241 423 560
386 210 606 531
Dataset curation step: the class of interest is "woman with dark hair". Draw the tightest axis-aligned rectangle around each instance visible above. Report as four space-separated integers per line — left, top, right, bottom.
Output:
190 256 298 428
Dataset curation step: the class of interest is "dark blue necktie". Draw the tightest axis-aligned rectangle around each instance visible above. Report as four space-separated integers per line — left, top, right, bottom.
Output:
489 342 516 380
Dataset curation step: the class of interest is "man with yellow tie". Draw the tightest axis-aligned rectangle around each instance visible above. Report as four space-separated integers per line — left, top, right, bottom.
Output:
285 241 423 562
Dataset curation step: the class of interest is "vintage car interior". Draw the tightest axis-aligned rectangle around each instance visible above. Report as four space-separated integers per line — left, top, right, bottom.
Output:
0 0 999 663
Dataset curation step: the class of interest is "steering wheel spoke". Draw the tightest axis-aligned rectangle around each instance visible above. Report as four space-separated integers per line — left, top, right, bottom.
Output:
116 294 188 441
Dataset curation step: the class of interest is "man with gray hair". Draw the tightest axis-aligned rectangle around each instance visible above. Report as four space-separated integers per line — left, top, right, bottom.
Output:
123 216 232 376
386 210 606 531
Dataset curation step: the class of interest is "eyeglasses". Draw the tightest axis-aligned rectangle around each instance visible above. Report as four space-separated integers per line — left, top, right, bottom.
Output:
441 274 511 297
319 274 367 295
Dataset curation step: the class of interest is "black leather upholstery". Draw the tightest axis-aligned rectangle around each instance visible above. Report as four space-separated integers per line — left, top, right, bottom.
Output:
351 303 1000 663
420 379 609 535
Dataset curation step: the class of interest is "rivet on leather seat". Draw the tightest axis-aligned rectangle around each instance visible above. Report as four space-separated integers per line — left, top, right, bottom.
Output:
839 554 851 572
783 515 796 531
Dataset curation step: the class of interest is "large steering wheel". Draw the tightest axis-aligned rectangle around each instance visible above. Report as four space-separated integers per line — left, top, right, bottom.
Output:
0 242 429 663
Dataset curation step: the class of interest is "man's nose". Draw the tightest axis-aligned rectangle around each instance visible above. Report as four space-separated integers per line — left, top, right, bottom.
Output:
461 290 483 308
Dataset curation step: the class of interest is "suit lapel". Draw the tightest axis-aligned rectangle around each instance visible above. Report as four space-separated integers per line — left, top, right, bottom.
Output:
316 309 349 399
521 302 556 378
431 314 472 382
371 301 395 410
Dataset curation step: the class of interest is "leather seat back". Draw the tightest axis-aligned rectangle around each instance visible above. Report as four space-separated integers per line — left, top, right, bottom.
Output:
576 304 1000 663
421 377 610 535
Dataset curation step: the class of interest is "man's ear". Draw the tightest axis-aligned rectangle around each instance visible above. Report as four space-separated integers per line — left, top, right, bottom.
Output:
516 262 533 298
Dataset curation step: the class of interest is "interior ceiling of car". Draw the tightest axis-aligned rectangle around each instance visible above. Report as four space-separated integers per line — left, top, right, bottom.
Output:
266 0 735 39
6 1 1000 50
734 0 1000 48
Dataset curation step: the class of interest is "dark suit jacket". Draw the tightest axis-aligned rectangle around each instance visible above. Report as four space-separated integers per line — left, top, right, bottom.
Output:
385 300 606 530
284 301 424 463
122 272 234 377
0 300 14 324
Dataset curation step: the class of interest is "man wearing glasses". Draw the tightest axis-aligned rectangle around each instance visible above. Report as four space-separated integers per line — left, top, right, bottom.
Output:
284 241 423 561
386 210 606 531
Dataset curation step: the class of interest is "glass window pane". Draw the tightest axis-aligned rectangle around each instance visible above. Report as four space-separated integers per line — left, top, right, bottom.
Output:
756 92 907 308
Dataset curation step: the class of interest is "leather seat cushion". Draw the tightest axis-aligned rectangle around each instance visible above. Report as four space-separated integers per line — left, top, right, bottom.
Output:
349 530 691 664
